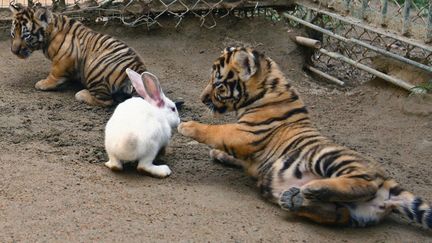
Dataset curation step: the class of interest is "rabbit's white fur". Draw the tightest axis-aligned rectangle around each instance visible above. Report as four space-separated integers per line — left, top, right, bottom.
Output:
104 69 180 178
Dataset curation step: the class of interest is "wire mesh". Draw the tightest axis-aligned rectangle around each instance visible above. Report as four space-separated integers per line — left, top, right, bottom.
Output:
300 0 431 42
1 0 429 89
1 0 291 29
286 3 431 87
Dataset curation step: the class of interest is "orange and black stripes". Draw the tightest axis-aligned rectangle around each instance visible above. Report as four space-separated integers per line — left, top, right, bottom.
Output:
179 47 432 229
10 4 146 106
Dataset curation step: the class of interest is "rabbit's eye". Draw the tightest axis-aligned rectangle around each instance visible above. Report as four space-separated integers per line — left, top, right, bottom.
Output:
171 107 176 112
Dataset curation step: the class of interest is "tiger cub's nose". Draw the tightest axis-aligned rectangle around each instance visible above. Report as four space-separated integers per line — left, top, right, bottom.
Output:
201 93 211 104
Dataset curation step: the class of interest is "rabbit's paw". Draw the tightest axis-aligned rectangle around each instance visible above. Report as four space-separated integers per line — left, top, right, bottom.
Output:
177 121 199 138
137 165 172 178
105 160 123 171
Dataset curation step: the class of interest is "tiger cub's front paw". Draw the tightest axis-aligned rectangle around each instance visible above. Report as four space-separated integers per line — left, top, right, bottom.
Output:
177 121 200 138
35 78 61 91
279 187 304 212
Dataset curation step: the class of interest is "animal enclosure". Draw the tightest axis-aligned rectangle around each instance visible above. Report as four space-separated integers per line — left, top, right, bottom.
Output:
2 0 430 90
0 0 431 241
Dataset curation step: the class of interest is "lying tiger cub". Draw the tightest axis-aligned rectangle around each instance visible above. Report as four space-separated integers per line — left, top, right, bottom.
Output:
178 47 431 228
9 3 146 106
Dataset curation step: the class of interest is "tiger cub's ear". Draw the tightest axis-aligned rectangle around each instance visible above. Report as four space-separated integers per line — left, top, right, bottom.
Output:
34 7 52 27
223 47 236 54
9 3 23 15
232 49 257 81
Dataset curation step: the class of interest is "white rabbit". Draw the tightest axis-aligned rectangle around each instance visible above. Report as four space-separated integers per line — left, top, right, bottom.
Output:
104 68 180 178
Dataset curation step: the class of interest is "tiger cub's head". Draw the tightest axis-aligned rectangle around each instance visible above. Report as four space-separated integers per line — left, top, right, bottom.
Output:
9 3 52 58
201 47 269 114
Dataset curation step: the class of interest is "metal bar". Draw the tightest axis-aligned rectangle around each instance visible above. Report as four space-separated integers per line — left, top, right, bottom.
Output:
283 12 348 42
306 65 345 86
381 0 388 26
402 0 412 36
283 12 432 73
349 38 432 73
428 0 432 42
319 48 415 91
293 4 432 53
361 0 369 19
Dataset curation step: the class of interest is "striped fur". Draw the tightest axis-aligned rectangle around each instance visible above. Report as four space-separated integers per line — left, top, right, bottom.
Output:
9 3 146 106
178 47 432 229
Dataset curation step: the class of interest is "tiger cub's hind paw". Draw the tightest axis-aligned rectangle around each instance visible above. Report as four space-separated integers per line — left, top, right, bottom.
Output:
75 89 113 107
210 149 242 168
279 187 304 212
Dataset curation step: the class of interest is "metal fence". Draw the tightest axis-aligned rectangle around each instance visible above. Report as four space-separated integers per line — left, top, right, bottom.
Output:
1 0 293 28
285 0 431 91
2 0 430 39
1 0 431 91
297 0 431 43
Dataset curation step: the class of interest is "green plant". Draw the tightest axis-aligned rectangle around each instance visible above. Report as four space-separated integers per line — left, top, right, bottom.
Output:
410 80 432 94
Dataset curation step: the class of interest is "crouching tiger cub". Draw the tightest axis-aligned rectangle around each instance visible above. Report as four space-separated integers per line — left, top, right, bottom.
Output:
178 47 432 228
9 3 146 106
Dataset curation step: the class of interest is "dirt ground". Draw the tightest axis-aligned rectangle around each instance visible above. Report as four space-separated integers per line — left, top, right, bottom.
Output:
0 16 431 242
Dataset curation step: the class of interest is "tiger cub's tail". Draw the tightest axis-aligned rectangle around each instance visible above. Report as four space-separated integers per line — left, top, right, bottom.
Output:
387 180 432 229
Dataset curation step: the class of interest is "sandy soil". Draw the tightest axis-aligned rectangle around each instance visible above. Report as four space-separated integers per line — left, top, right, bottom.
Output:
0 17 431 242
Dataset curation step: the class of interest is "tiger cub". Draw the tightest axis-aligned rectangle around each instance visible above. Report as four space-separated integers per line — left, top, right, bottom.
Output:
178 47 432 229
9 3 146 106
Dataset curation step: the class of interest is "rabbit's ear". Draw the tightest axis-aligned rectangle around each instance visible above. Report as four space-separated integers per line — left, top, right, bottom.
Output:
141 72 165 107
126 68 148 99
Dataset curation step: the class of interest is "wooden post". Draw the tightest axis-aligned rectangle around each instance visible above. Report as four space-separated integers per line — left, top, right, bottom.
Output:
306 65 345 86
319 48 416 91
361 0 369 20
381 0 388 26
427 0 432 42
344 0 351 13
294 36 322 49
402 0 412 36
